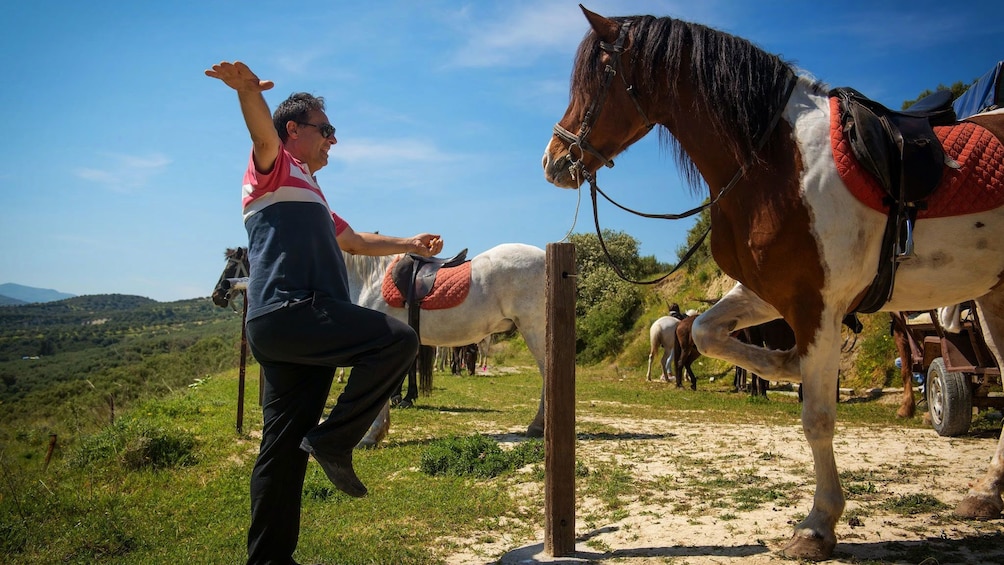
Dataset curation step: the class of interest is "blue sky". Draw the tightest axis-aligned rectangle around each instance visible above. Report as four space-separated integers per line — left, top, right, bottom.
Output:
1 1 1001 302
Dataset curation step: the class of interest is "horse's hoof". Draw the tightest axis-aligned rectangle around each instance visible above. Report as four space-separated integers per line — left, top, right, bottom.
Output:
390 395 402 407
526 425 544 438
395 399 413 409
896 406 915 418
780 531 836 561
955 495 1004 519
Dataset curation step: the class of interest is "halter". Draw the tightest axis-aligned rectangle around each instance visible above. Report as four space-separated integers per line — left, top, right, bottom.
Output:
552 23 797 285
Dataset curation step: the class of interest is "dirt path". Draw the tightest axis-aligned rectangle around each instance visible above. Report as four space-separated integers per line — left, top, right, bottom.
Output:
444 415 1004 564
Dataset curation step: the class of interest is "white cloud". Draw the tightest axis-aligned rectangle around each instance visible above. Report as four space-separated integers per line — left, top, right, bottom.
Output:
330 138 460 164
74 152 171 194
447 3 590 69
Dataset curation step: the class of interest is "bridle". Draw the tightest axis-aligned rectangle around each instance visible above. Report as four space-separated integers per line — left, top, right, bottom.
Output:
552 22 652 175
552 21 797 285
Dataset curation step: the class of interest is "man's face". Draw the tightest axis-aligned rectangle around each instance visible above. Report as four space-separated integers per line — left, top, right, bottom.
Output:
290 109 337 173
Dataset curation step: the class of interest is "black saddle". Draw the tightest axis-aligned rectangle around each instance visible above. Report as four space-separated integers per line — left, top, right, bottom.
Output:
390 248 468 307
832 87 956 204
831 88 958 313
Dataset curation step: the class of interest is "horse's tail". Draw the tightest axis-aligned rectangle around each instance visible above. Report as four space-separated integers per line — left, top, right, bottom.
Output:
418 345 435 395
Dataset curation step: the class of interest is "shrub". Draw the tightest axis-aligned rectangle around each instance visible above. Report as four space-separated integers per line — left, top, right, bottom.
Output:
419 435 543 478
69 419 196 470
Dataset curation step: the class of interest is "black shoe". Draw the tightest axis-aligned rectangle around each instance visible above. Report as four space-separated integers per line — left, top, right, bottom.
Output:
299 437 367 497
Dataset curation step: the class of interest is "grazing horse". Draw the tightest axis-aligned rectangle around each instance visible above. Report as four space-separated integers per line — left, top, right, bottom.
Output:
343 243 548 437
542 7 1004 559
646 315 681 381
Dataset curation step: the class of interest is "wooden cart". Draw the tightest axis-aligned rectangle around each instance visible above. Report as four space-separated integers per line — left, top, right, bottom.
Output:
897 301 1003 436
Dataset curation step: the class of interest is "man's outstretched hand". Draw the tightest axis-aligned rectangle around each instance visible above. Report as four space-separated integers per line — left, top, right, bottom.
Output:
205 61 274 93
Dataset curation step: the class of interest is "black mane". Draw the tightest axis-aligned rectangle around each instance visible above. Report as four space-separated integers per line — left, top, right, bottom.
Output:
571 15 795 191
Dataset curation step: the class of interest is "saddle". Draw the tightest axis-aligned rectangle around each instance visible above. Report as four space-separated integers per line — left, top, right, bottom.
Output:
831 87 958 313
390 248 468 396
390 249 469 309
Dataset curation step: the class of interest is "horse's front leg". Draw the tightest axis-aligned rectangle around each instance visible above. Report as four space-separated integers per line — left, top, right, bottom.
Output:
782 317 845 560
690 283 800 381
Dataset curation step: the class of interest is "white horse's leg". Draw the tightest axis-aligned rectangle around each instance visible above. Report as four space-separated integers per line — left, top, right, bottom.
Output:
782 315 845 559
956 292 1004 519
690 283 800 381
356 400 390 448
523 324 548 438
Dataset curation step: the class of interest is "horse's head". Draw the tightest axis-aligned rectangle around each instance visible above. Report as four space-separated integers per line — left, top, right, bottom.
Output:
211 247 249 308
543 6 656 189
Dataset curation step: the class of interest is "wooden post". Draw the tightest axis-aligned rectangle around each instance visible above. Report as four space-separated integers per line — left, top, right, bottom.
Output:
43 434 57 472
544 242 576 557
237 290 248 434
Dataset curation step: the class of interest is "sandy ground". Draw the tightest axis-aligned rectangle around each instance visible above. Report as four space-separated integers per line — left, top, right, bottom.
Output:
441 408 1004 565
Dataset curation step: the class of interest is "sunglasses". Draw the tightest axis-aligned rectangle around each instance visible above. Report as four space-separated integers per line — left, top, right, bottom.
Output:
296 121 336 138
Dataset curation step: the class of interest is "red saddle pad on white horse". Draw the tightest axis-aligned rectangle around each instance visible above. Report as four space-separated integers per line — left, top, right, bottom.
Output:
381 257 472 310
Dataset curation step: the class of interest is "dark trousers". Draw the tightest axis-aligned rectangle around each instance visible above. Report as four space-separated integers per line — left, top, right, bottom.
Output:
244 294 417 565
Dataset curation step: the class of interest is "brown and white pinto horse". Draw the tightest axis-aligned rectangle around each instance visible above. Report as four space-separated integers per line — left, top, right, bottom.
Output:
542 6 1004 560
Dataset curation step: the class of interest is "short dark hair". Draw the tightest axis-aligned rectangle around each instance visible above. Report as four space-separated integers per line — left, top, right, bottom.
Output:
273 92 326 142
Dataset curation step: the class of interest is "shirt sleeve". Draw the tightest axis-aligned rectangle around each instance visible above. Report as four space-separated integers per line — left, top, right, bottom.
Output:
331 211 349 236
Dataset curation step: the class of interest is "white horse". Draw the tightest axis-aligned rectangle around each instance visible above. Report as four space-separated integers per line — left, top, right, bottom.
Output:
344 243 548 439
646 316 680 382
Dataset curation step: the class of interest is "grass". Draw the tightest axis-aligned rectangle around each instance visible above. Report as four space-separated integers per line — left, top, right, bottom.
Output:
0 340 997 564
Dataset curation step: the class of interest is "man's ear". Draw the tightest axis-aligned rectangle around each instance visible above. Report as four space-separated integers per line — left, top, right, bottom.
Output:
285 120 297 139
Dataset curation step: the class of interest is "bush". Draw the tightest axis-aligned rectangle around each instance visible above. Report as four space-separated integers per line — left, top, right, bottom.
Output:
419 435 543 478
70 419 197 470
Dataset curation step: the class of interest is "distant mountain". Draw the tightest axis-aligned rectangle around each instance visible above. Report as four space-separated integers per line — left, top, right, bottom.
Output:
0 283 76 304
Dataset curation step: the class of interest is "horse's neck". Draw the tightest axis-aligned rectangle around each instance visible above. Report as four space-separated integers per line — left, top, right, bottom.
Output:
342 252 397 303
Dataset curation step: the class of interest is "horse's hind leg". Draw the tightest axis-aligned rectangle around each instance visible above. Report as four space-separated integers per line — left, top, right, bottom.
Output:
956 293 1004 519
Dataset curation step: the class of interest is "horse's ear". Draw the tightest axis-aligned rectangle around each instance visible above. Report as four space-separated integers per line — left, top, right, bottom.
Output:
580 5 619 43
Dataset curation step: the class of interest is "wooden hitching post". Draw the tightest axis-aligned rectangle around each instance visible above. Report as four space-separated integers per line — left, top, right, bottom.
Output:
544 242 576 557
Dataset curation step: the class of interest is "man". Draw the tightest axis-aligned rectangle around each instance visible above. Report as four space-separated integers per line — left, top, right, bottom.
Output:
206 60 444 565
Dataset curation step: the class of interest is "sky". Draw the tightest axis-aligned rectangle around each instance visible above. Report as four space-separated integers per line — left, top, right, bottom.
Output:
1 1 1001 302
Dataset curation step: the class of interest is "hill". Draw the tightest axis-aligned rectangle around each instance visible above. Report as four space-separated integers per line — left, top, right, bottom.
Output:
0 293 244 424
0 282 76 304
0 294 26 306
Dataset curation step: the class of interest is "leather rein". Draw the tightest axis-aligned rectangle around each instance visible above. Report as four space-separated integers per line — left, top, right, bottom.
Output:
553 21 797 285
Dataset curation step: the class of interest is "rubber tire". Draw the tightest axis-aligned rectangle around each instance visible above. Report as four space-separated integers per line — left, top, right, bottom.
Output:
926 357 972 437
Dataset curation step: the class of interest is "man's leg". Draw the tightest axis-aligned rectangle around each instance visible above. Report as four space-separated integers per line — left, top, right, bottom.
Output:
245 361 333 565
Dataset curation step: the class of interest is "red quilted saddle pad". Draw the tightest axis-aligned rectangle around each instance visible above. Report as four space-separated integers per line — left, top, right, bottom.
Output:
381 257 472 310
829 96 1004 218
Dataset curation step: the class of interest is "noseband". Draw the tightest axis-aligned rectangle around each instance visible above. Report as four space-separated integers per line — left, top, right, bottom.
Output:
552 22 653 181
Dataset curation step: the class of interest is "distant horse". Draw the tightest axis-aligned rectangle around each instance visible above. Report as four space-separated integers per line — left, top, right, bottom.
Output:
734 319 794 396
343 243 547 437
451 344 478 375
671 315 699 390
645 315 681 382
542 7 1004 558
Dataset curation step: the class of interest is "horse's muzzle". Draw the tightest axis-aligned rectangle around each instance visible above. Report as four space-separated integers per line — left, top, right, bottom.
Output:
542 143 580 189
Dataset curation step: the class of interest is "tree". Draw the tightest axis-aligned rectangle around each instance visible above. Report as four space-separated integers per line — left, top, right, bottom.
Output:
569 230 649 363
901 80 972 110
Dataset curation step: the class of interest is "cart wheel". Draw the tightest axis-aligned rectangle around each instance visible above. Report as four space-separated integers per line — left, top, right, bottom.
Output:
926 357 972 436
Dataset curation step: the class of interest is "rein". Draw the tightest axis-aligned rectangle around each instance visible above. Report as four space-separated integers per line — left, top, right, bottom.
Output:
554 22 797 284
